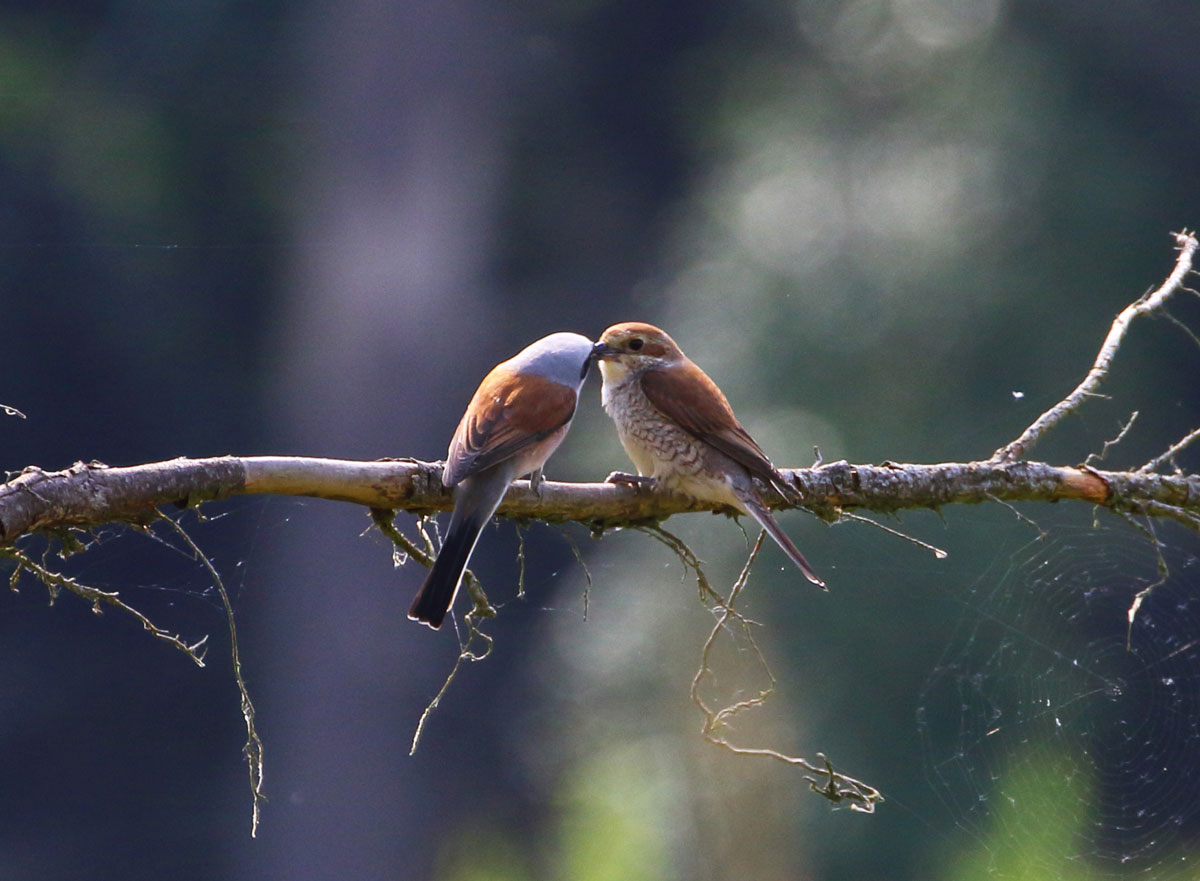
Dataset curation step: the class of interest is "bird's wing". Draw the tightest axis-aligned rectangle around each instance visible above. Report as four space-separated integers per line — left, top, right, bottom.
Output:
443 369 578 486
639 360 784 488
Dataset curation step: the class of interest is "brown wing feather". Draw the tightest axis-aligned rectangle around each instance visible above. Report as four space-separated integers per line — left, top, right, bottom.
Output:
444 369 578 486
639 360 782 487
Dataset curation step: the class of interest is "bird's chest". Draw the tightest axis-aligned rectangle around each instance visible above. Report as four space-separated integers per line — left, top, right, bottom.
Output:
600 371 705 480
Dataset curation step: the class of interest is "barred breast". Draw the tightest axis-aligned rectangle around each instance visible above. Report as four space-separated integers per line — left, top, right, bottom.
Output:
601 370 741 507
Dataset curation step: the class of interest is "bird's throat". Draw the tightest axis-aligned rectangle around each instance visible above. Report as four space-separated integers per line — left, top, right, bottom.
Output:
598 359 635 407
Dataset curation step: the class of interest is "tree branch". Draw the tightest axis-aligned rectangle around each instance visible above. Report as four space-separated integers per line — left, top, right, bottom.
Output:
4 232 1196 546
3 454 1198 547
992 230 1199 463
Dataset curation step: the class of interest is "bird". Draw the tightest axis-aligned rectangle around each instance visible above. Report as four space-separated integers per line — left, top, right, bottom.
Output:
408 331 596 628
591 321 825 588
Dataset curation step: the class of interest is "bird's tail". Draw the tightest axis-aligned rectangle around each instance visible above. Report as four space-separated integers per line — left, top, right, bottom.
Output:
408 508 487 629
408 473 509 628
741 493 826 589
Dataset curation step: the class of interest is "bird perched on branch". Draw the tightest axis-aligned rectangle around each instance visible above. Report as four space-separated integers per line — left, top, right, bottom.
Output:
409 332 595 628
591 322 825 588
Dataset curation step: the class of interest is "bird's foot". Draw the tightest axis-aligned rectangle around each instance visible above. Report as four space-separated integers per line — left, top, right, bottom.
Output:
606 471 657 491
527 467 544 496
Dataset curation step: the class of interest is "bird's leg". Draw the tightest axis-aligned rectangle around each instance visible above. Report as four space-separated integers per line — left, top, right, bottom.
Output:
606 471 658 491
528 467 544 495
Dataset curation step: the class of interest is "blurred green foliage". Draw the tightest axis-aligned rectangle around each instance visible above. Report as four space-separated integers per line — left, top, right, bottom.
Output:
950 745 1098 881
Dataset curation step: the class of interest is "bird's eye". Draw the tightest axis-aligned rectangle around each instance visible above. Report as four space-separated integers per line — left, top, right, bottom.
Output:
627 338 644 352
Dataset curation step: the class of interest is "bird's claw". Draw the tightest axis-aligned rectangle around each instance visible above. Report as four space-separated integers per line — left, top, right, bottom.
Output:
606 471 657 491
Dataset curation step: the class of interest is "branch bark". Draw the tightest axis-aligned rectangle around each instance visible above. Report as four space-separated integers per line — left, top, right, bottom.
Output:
3 454 1198 547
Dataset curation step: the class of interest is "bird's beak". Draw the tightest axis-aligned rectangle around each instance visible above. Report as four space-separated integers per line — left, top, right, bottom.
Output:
582 340 616 380
591 340 618 361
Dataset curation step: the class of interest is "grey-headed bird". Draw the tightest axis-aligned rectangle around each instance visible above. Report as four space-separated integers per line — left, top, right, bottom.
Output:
409 332 595 628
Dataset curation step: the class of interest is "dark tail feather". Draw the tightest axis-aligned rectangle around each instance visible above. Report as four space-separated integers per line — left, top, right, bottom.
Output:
742 494 826 590
408 511 487 629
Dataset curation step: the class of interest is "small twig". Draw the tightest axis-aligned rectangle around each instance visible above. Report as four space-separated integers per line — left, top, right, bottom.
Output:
635 523 722 606
514 523 528 599
692 533 770 720
409 657 462 755
461 570 495 621
369 510 500 753
1132 499 1200 535
1115 513 1171 648
556 527 592 620
689 533 883 812
839 510 948 559
370 508 493 620
1158 308 1200 351
410 610 494 756
369 508 435 567
1126 577 1168 652
631 521 754 636
993 230 1199 463
1139 426 1200 475
2 545 209 664
984 492 1047 538
1085 410 1140 467
2 403 26 419
162 514 266 837
691 534 772 739
415 516 439 559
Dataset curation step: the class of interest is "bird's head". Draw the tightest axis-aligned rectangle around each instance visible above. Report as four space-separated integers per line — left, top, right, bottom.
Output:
591 322 684 383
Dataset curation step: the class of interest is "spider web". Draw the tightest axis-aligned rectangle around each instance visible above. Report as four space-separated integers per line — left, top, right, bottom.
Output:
917 519 1200 878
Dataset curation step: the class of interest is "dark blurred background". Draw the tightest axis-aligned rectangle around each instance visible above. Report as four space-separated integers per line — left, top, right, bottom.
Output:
2 1 1200 879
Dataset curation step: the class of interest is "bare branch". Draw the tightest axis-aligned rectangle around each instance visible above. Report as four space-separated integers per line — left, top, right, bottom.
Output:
836 510 948 559
408 598 494 756
992 230 1199 463
3 544 210 664
1158 308 1200 351
3 456 1199 547
1139 426 1200 475
162 515 266 837
984 491 1047 538
1129 499 1200 535
690 532 883 812
1085 410 1140 467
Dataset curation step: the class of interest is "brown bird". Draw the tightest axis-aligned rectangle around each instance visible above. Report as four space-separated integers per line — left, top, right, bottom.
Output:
591 322 825 588
409 332 595 628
